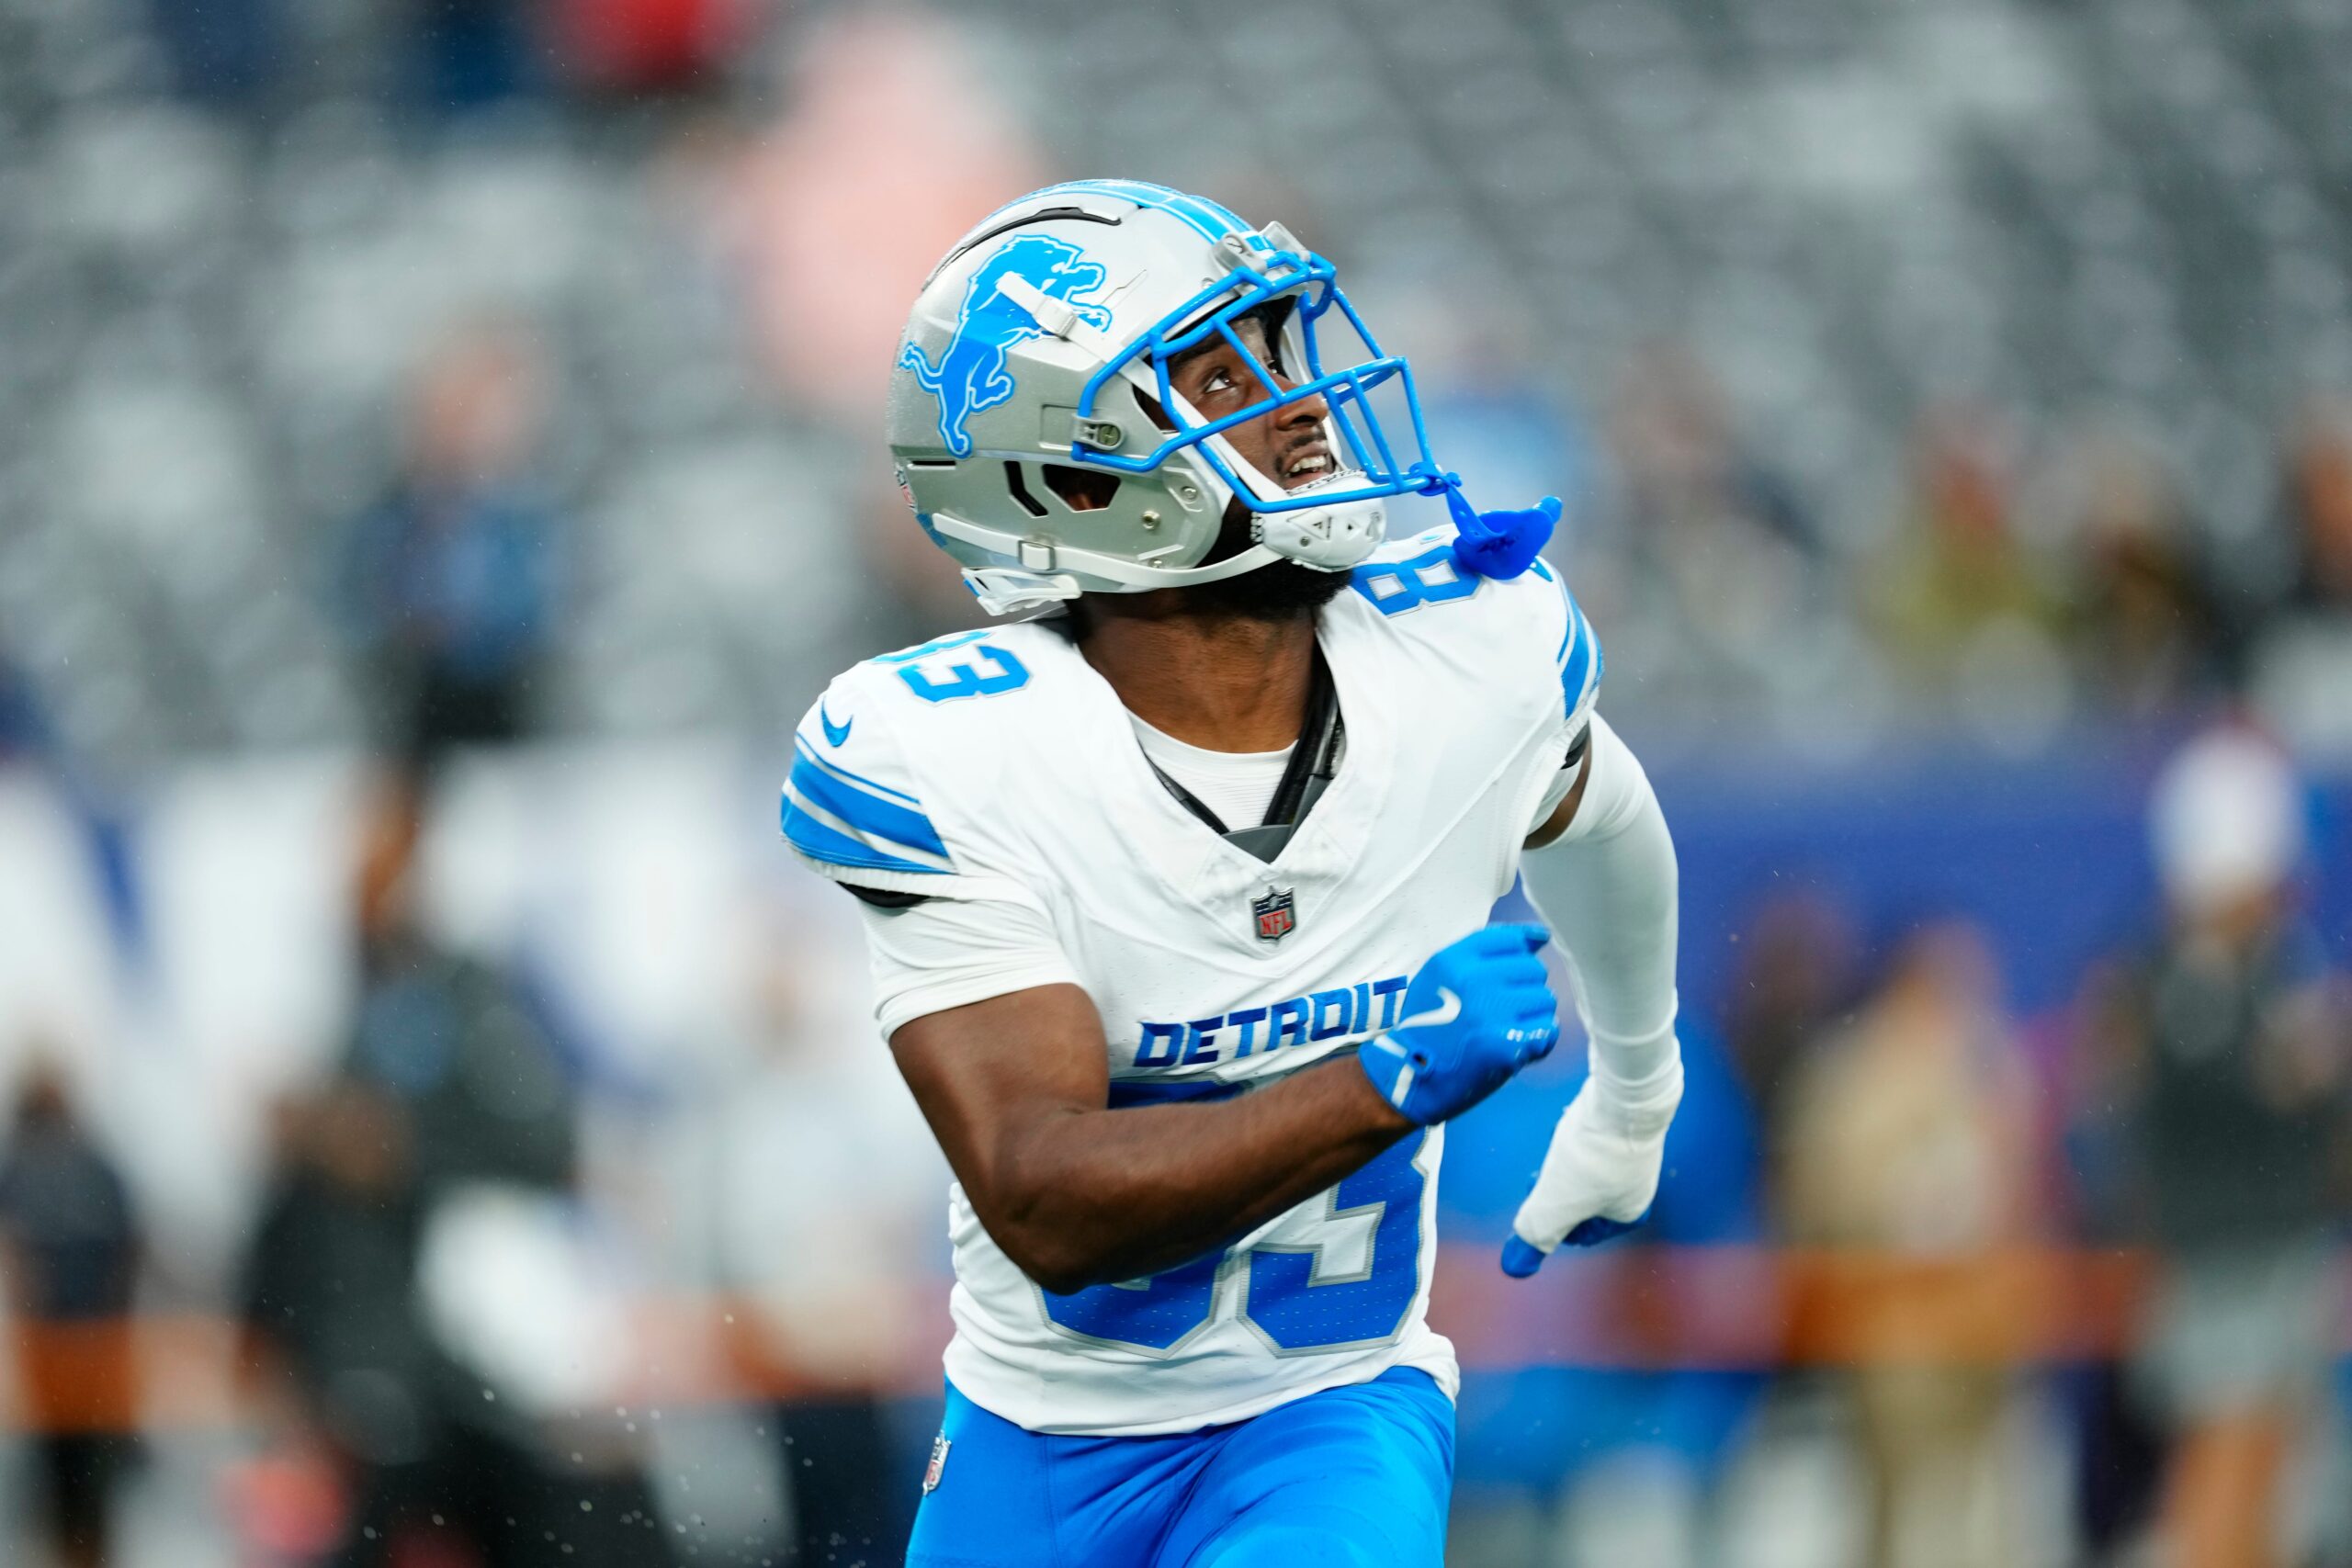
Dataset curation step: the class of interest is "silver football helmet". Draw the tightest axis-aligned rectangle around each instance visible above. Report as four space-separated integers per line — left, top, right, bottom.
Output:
888 180 1456 615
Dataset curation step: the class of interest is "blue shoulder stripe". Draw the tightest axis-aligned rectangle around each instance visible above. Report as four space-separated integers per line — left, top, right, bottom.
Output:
787 758 947 858
793 736 921 806
1559 599 1600 716
781 800 945 875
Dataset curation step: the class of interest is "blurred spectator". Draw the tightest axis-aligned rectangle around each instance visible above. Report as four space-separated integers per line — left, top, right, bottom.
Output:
334 322 567 774
236 790 666 1565
0 1062 142 1568
345 784 577 1198
1781 922 2041 1568
1867 409 2070 734
2040 427 2228 718
2103 729 2350 1568
243 1081 446 1522
1721 891 1863 1191
2245 399 2352 752
2274 398 2352 616
240 1078 650 1567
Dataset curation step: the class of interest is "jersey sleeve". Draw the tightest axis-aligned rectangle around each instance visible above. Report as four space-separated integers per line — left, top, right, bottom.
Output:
854 894 1081 1037
781 676 1035 905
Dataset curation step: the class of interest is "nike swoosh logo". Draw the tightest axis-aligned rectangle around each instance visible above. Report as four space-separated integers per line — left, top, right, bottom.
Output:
1394 987 1462 1032
820 704 852 747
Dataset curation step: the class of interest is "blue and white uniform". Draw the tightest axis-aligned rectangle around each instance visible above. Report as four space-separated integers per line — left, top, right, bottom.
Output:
782 529 1600 1554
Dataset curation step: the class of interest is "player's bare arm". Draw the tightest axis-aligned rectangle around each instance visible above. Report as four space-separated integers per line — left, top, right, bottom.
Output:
890 983 1410 1292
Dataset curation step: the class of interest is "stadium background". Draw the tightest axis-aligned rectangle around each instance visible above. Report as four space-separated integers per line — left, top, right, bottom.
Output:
0 0 2347 1563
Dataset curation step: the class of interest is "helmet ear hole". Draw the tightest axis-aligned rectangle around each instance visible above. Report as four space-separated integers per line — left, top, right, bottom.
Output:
1043 465 1120 513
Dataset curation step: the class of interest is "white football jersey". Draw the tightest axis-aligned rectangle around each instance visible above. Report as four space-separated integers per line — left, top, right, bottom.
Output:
781 528 1601 1435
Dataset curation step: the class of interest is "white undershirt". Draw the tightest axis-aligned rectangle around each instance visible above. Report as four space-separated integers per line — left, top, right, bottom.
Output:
1126 714 1295 830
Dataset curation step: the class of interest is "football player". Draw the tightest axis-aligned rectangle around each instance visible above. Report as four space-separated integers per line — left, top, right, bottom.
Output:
784 181 1682 1566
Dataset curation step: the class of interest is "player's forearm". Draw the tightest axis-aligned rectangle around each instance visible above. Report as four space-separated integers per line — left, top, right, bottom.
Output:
990 1055 1410 1292
1539 715 1679 1087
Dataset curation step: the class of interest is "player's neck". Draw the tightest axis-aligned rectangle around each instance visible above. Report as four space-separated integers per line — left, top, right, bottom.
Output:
1077 608 1317 753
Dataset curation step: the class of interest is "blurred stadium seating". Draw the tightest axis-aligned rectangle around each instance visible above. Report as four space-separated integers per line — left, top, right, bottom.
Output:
0 0 2347 1564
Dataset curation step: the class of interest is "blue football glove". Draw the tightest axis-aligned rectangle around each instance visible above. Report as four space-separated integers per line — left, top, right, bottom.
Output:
1360 924 1560 1126
1499 1051 1683 1277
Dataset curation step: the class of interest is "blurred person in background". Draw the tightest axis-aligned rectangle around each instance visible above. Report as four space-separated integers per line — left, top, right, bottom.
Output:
0 1061 142 1568
334 321 568 776
1866 408 2065 709
2106 728 2350 1568
2041 426 2228 719
240 1077 651 1566
2241 399 2352 751
242 1079 449 1560
342 787 577 1198
1721 890 1863 1192
232 785 640 1564
1781 921 2042 1568
241 1077 624 1568
2270 398 2352 619
2065 945 2175 1565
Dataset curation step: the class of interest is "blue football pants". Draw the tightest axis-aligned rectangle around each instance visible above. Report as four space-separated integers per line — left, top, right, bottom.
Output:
904 1366 1454 1567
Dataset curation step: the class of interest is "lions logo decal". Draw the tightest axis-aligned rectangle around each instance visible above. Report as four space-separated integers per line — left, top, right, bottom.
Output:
899 234 1114 457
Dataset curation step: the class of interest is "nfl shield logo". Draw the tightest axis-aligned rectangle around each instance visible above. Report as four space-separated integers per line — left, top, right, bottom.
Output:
1252 886 1297 943
922 1433 951 1495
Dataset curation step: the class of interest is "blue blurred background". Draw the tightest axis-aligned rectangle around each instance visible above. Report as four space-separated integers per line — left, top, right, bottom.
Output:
0 0 2347 1564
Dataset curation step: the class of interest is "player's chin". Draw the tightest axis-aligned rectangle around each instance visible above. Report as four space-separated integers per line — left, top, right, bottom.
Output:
1183 558 1352 621
1173 499 1353 622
